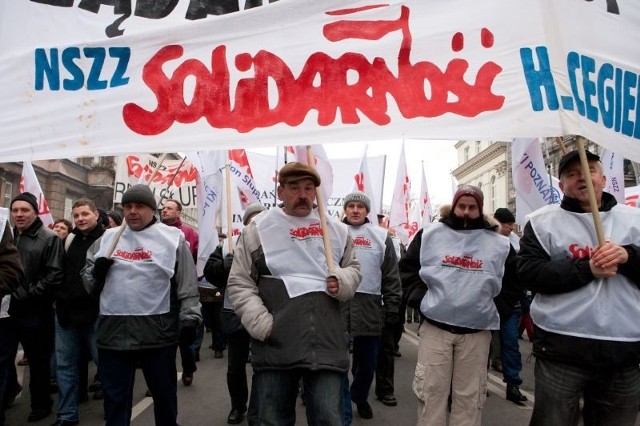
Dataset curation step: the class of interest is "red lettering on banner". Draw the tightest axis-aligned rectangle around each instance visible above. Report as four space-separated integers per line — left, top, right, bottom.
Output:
567 243 594 259
442 254 483 270
112 246 153 261
123 5 504 135
290 222 323 239
352 236 372 247
126 155 197 186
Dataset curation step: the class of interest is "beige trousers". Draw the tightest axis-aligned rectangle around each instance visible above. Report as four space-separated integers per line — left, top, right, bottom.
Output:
414 321 491 426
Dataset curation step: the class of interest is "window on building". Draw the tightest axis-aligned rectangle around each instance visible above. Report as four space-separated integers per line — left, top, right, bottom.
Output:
475 141 481 154
464 146 469 162
490 176 497 212
64 197 73 220
2 181 12 208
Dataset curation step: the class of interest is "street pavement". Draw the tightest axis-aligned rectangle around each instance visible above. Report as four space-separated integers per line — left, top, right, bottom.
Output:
5 323 639 425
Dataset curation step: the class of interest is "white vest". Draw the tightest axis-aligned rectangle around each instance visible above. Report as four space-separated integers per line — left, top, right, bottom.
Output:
528 204 640 341
96 223 181 316
347 224 387 295
418 222 509 330
255 207 349 299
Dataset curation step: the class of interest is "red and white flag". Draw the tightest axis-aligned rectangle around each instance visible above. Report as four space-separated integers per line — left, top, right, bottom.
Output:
228 149 261 208
20 161 53 227
389 143 412 246
419 163 433 228
287 145 333 203
600 149 625 204
351 146 379 225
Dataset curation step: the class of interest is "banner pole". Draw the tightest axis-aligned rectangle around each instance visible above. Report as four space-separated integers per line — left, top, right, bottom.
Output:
556 137 569 155
306 145 335 272
576 138 605 247
225 162 234 254
106 153 167 258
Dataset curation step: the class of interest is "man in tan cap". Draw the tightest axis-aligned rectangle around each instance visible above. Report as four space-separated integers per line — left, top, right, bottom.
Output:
227 162 361 425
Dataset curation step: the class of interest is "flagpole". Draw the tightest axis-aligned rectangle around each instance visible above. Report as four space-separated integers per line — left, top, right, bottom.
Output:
306 145 335 271
576 138 605 247
156 156 187 208
225 162 234 254
105 153 167 258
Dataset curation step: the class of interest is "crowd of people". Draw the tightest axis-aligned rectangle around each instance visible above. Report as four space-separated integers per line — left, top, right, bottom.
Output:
0 149 638 426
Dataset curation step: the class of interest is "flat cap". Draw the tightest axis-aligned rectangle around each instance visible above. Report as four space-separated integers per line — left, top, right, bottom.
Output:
278 162 321 187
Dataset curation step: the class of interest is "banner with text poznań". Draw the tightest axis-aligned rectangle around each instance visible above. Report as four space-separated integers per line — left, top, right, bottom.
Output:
0 1 638 162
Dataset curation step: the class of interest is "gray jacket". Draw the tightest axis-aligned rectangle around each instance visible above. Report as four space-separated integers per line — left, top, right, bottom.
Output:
83 221 202 351
227 217 361 372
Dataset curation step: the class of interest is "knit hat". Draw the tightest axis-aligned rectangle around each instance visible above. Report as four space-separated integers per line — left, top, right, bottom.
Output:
343 191 371 213
452 185 484 213
11 192 38 213
121 184 157 211
107 210 122 226
243 203 266 225
278 162 321 187
557 150 600 177
493 207 515 224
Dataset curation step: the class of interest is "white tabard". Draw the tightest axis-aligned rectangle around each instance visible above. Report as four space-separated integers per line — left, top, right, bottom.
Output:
255 207 349 299
347 224 387 295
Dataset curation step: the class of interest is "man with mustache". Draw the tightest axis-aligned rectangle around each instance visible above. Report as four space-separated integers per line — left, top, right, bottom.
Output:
519 150 640 426
227 162 361 425
399 185 511 426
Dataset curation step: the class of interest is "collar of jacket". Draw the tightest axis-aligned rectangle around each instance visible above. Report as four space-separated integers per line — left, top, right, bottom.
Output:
441 213 495 231
71 223 105 240
14 216 44 238
560 191 617 213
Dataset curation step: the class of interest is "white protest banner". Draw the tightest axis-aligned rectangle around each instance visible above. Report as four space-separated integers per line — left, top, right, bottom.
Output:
419 163 433 228
389 143 412 246
1 1 638 162
351 147 380 224
114 154 198 208
20 161 54 227
600 149 625 204
228 149 261 208
512 137 562 224
625 185 640 208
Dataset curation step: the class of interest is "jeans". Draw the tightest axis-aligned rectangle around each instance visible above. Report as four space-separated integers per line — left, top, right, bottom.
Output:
500 307 523 387
100 346 178 426
0 318 19 426
178 323 197 375
341 373 353 426
54 316 99 421
530 358 640 426
350 336 380 403
252 368 343 426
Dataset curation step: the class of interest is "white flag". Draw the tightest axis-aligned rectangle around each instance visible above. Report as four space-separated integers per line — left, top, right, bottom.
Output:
512 138 562 224
20 161 54 227
389 143 411 246
419 163 433 228
625 185 640 208
351 146 379 225
228 149 261 209
186 151 226 276
600 149 625 204
288 145 334 203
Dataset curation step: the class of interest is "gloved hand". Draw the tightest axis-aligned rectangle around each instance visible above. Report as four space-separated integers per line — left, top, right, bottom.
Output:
92 257 114 282
385 312 400 327
179 326 197 346
223 253 234 272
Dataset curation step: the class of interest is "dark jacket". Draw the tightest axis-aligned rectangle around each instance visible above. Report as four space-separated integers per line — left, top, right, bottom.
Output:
517 192 640 368
10 217 65 316
55 224 105 327
0 222 25 298
494 244 526 322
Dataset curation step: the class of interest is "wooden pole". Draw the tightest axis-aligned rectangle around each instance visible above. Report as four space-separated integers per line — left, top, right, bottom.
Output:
306 146 335 271
225 163 234 254
576 138 606 247
106 153 167 258
556 137 568 155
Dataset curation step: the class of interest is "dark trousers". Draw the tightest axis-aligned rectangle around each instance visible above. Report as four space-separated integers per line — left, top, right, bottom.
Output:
203 301 226 351
375 325 396 397
99 346 178 426
178 323 197 375
226 325 251 410
0 318 19 426
350 336 380 403
12 313 54 412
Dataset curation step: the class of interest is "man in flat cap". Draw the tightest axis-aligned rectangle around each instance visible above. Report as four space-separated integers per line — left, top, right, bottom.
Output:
340 191 401 420
7 192 64 423
227 162 361 425
518 150 640 425
83 184 202 426
399 185 511 426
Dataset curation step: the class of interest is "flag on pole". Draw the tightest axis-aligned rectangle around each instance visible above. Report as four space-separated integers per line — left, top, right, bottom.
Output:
511 138 562 224
600 149 625 204
287 145 334 203
228 149 261 208
389 143 411 246
351 146 379 225
419 163 433 228
186 150 226 276
20 161 54 227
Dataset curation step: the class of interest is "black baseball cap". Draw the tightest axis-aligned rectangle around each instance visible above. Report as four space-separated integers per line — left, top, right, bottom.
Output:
558 150 600 177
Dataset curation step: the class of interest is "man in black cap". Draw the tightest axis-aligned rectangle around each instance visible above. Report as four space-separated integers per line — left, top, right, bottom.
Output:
83 184 202 426
7 192 65 423
492 207 528 405
399 185 511 425
227 162 361 425
519 150 640 425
